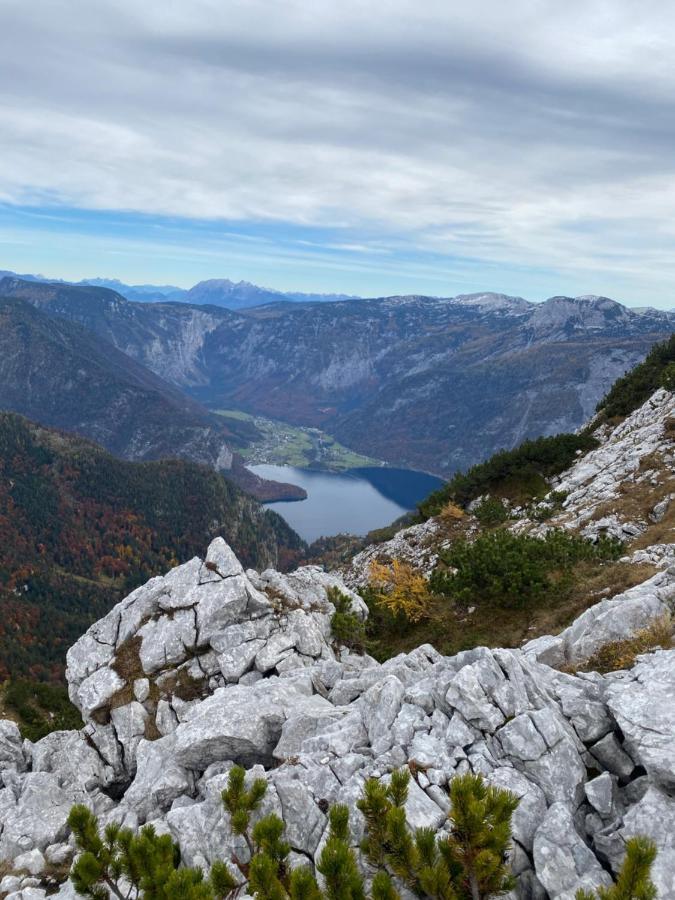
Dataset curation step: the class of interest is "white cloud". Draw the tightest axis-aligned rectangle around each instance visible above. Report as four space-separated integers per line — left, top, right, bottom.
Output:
1 0 675 301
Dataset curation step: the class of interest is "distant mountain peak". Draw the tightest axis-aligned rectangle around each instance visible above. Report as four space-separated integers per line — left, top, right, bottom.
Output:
453 292 532 312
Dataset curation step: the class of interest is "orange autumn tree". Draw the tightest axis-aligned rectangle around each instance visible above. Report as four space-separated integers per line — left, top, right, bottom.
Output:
369 558 433 622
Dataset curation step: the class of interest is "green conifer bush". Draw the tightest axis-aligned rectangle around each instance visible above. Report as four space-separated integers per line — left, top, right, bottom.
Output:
575 836 657 900
66 768 657 900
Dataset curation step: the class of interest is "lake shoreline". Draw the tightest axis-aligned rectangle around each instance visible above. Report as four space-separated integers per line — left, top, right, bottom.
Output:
246 463 443 542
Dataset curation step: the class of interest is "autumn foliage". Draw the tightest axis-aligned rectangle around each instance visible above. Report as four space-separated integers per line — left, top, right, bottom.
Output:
368 558 433 622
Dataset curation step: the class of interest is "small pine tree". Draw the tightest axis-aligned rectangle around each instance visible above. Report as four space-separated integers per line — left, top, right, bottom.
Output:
328 586 366 652
67 768 658 900
221 763 267 856
358 768 517 900
67 804 237 899
575 836 657 900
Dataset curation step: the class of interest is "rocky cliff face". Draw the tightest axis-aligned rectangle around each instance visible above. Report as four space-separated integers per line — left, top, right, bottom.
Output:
1 375 674 900
4 276 672 476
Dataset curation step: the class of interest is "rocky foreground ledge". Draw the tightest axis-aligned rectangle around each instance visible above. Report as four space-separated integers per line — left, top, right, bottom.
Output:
0 538 674 899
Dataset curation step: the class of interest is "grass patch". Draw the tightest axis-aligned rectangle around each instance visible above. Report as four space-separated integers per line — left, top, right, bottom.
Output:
214 408 256 421
362 557 655 664
216 408 378 470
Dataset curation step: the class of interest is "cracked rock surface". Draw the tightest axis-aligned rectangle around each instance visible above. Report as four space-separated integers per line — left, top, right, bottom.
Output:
0 532 674 899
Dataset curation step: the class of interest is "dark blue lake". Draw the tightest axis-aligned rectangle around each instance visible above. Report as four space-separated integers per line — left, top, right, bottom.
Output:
248 464 443 543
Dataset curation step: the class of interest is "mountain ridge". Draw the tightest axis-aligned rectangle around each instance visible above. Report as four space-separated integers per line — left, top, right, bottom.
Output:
0 288 306 502
0 270 358 309
2 275 672 477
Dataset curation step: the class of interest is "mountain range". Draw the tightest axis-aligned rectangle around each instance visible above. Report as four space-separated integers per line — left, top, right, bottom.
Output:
2 274 672 477
0 270 357 309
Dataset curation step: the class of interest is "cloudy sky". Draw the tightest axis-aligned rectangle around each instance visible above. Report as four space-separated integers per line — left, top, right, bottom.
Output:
1 1 674 305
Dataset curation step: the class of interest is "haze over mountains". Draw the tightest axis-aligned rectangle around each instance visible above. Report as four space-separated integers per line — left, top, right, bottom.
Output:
1 274 672 477
0 270 357 310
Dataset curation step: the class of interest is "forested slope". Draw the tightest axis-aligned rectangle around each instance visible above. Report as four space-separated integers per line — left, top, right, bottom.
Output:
0 414 304 680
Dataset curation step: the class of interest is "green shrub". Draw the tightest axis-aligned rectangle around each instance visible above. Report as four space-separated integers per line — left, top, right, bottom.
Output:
597 333 675 419
473 496 509 526
69 767 520 899
67 766 658 899
4 679 82 742
430 529 623 609
661 360 675 392
576 835 657 899
327 586 366 652
527 490 569 522
418 433 599 518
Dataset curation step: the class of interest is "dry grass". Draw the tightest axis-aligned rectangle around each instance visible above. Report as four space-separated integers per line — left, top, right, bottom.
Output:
159 667 208 702
569 614 673 674
367 560 659 662
591 462 674 531
525 561 659 639
439 502 465 521
111 635 144 683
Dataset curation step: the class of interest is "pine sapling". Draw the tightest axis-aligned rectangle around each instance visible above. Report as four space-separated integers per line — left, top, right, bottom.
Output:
575 836 657 900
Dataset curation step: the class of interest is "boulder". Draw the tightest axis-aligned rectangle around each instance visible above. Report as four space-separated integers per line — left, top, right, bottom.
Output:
173 682 311 770
0 721 28 774
122 736 193 822
606 649 675 790
533 802 612 899
617 785 675 897
0 772 79 859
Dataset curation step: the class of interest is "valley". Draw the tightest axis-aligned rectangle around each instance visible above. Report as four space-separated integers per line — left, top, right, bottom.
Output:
213 408 379 470
4 275 673 479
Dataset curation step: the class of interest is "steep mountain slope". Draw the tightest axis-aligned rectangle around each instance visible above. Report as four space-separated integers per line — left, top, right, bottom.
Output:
341 379 675 662
0 413 304 681
4 276 672 476
0 295 233 464
0 292 304 502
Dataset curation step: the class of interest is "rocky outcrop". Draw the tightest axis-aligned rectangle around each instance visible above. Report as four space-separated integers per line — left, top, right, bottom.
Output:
523 388 675 543
342 518 445 588
1 537 675 899
523 568 675 668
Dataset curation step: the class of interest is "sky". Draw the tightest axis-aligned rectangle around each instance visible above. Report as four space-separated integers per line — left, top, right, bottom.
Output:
1 1 674 305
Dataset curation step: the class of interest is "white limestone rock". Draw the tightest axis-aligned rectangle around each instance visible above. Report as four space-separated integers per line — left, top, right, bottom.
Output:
73 667 125 718
533 802 612 899
0 772 79 859
0 721 28 774
3 530 675 894
616 785 675 897
524 568 674 666
606 648 675 789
